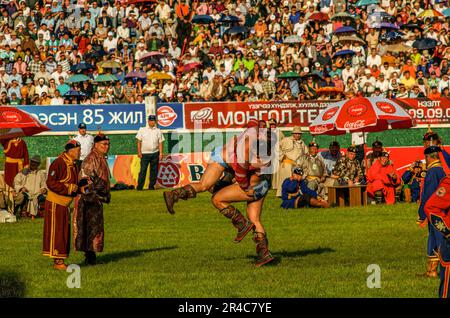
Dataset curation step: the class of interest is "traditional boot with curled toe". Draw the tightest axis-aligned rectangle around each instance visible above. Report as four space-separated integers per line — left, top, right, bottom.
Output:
163 185 197 214
219 206 255 243
253 232 274 267
417 257 440 278
53 258 68 271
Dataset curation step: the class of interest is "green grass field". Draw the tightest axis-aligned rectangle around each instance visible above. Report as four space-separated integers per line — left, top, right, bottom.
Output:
0 190 442 298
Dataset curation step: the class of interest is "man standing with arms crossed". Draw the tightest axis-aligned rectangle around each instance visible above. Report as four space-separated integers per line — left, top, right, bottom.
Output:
136 115 164 190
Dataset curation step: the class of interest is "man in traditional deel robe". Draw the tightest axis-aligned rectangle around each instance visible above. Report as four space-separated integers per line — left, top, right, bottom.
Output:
73 134 111 266
366 151 401 205
1 137 29 212
42 140 80 270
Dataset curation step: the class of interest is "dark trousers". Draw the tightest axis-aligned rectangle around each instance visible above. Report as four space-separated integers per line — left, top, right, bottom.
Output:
137 152 159 190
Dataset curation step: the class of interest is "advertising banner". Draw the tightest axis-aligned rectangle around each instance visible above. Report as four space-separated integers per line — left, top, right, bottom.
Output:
156 103 184 130
396 98 450 126
183 100 331 130
18 104 147 133
112 152 209 188
182 99 450 130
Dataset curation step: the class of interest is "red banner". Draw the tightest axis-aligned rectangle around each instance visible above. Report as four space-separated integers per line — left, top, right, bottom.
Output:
182 99 450 130
184 100 331 129
396 98 450 126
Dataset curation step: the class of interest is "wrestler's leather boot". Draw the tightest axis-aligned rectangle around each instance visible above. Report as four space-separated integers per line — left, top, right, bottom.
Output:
219 206 255 243
53 258 67 271
253 232 274 267
163 185 197 214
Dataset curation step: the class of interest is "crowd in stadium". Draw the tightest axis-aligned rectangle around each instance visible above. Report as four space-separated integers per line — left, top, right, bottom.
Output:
0 0 449 105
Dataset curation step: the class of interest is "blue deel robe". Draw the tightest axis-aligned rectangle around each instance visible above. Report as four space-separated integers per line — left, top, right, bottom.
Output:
281 178 318 209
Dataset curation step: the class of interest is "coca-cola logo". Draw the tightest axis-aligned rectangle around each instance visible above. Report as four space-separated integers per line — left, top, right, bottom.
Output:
191 107 213 122
2 111 22 122
347 104 368 117
322 106 339 121
312 125 329 133
344 120 366 129
157 106 177 127
376 102 396 114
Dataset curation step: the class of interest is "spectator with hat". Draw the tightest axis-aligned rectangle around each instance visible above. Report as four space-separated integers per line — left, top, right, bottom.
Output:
332 144 364 186
74 123 95 162
298 139 327 199
276 126 308 197
136 114 164 191
320 141 342 184
13 155 47 220
401 160 424 203
366 151 401 205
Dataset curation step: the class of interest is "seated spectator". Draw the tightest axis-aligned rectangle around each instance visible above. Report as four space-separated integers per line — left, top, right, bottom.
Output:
332 145 364 186
319 141 341 187
366 151 401 205
281 167 329 209
298 140 326 199
13 156 47 219
401 161 424 203
365 140 385 170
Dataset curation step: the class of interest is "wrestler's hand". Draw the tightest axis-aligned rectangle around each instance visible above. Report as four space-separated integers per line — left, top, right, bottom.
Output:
348 180 354 186
245 189 255 197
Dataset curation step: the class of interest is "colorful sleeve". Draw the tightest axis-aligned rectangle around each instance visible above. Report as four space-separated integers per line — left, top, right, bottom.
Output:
301 181 318 199
424 177 450 239
46 158 72 195
283 179 298 194
419 168 446 220
402 170 413 184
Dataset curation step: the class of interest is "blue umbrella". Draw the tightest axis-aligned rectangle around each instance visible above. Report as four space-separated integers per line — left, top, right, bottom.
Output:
380 30 405 41
192 15 215 24
443 8 450 17
225 26 248 35
70 63 94 73
371 22 399 29
355 0 379 6
334 26 356 34
218 15 241 23
64 90 87 97
333 49 355 58
368 11 392 22
413 38 438 50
